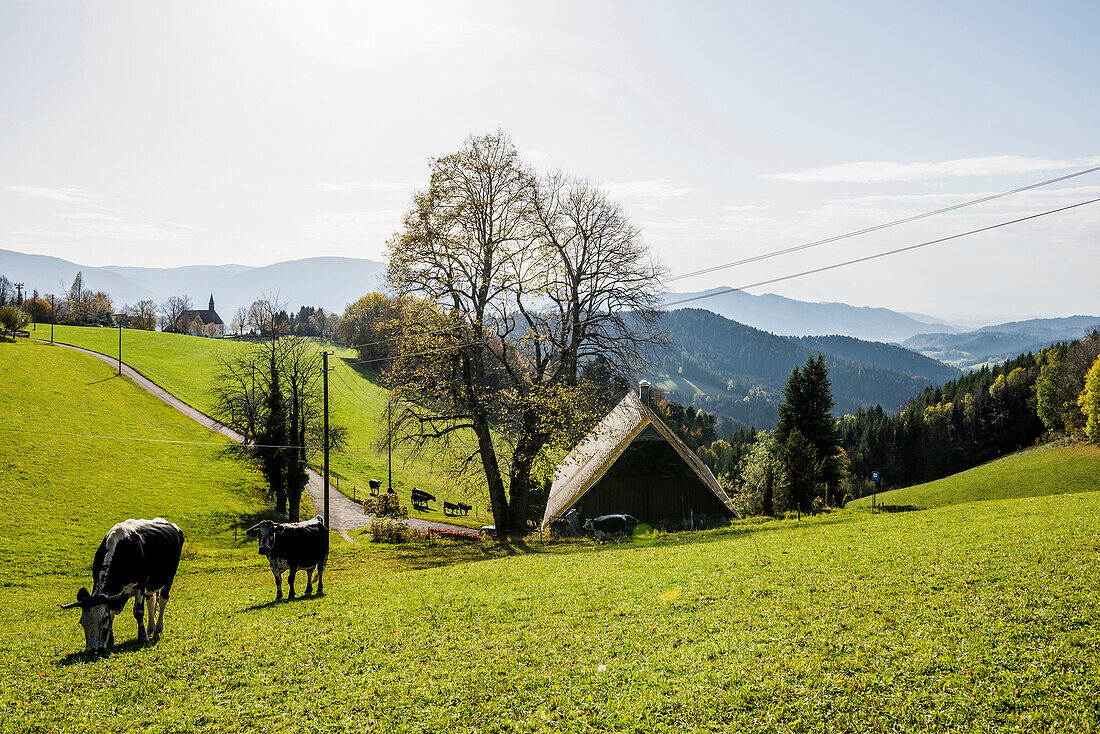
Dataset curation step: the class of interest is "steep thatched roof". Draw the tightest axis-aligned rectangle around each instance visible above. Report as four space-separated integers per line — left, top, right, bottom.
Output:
541 390 736 529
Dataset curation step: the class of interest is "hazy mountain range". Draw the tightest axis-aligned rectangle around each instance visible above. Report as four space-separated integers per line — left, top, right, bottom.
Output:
903 316 1100 370
661 287 957 342
5 248 958 340
0 248 385 319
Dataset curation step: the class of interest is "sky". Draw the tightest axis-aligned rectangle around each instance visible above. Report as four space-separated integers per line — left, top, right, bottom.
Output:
1 0 1098 323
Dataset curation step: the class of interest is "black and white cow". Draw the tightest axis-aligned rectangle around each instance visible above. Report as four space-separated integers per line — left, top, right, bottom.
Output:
61 517 184 654
368 479 382 492
583 514 639 543
246 515 329 601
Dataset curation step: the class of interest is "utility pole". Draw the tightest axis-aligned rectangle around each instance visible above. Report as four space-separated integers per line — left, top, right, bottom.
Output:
321 351 334 528
117 324 122 375
49 295 55 344
31 289 38 331
14 282 23 306
387 399 393 493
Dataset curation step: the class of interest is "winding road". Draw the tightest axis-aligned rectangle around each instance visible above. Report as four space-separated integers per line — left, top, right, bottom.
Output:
45 340 475 541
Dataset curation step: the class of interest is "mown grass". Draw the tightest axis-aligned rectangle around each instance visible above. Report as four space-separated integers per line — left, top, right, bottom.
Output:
36 325 489 528
849 441 1100 511
4 338 1100 731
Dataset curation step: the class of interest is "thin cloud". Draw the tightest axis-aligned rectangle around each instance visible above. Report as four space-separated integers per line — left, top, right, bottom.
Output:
606 179 693 199
5 185 99 204
766 155 1100 183
312 182 417 193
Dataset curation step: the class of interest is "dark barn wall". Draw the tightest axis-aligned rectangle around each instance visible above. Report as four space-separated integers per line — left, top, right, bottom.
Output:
566 426 732 523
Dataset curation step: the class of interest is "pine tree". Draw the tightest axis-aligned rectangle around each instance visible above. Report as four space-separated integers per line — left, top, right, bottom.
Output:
775 353 843 504
780 428 819 519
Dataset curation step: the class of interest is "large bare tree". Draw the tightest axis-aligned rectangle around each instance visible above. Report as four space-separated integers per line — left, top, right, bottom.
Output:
385 132 665 534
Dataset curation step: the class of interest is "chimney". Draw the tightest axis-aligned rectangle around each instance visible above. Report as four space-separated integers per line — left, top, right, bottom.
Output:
639 379 651 405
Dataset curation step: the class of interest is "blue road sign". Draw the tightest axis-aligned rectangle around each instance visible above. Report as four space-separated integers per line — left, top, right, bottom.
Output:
871 471 880 483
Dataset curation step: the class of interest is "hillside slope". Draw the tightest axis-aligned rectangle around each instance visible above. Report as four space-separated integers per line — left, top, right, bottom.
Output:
37 325 490 527
904 315 1099 369
848 442 1100 510
661 288 953 341
652 309 949 429
0 339 269 581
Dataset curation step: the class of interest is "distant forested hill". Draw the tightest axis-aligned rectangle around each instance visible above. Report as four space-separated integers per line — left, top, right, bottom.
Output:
903 315 1099 369
649 309 954 430
790 335 959 384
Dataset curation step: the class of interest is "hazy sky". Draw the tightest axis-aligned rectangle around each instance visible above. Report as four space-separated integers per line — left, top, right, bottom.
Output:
2 0 1098 321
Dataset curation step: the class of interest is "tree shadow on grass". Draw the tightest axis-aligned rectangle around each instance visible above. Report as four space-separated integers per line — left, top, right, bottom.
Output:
339 355 384 384
56 637 160 667
873 504 921 513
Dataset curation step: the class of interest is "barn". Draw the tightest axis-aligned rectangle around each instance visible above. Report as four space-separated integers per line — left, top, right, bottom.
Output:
541 382 737 531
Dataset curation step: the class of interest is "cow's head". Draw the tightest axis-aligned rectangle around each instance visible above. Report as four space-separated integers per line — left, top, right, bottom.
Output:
246 520 280 556
582 518 593 532
61 587 128 653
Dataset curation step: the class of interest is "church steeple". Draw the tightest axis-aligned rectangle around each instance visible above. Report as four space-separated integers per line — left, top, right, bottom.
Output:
208 293 215 311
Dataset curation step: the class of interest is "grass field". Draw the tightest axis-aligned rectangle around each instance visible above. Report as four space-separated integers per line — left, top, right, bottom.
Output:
4 337 1100 731
34 325 491 528
849 441 1100 511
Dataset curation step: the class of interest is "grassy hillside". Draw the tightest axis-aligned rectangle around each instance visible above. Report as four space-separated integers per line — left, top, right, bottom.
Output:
849 441 1100 510
35 325 490 527
4 337 1100 730
0 338 270 582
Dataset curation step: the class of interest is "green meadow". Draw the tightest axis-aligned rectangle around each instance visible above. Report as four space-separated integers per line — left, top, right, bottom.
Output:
849 441 1100 511
3 336 1100 732
35 325 491 528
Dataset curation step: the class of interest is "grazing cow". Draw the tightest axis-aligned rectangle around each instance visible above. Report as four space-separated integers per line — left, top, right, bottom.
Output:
456 502 472 516
410 488 436 508
443 501 460 515
368 479 382 492
61 518 184 654
246 515 329 601
582 514 639 543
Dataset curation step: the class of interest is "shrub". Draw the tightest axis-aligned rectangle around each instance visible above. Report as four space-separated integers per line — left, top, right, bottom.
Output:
369 517 415 543
811 496 826 515
842 493 854 506
362 493 408 520
0 305 30 335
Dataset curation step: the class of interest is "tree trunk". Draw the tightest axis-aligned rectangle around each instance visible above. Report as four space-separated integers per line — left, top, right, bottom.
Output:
473 411 509 534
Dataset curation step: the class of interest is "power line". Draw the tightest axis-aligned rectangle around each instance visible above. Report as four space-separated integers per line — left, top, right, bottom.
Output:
0 425 309 449
663 197 1100 309
664 165 1100 284
345 340 487 366
348 323 467 350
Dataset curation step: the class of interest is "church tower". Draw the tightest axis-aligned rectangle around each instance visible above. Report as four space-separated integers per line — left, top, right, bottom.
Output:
209 294 215 312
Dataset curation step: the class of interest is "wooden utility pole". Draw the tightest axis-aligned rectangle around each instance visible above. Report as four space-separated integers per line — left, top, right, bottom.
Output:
117 325 122 375
387 399 393 493
322 351 334 528
49 295 54 344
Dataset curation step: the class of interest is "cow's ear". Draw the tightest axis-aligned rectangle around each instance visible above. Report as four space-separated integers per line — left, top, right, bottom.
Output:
245 524 261 537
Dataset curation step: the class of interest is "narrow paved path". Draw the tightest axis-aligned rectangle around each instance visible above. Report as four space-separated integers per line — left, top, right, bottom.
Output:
43 341 475 540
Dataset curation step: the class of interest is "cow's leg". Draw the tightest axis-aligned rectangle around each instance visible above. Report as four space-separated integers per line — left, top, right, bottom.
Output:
154 593 169 636
304 567 314 596
287 566 297 600
133 593 149 643
145 590 158 636
269 558 283 600
316 562 324 596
